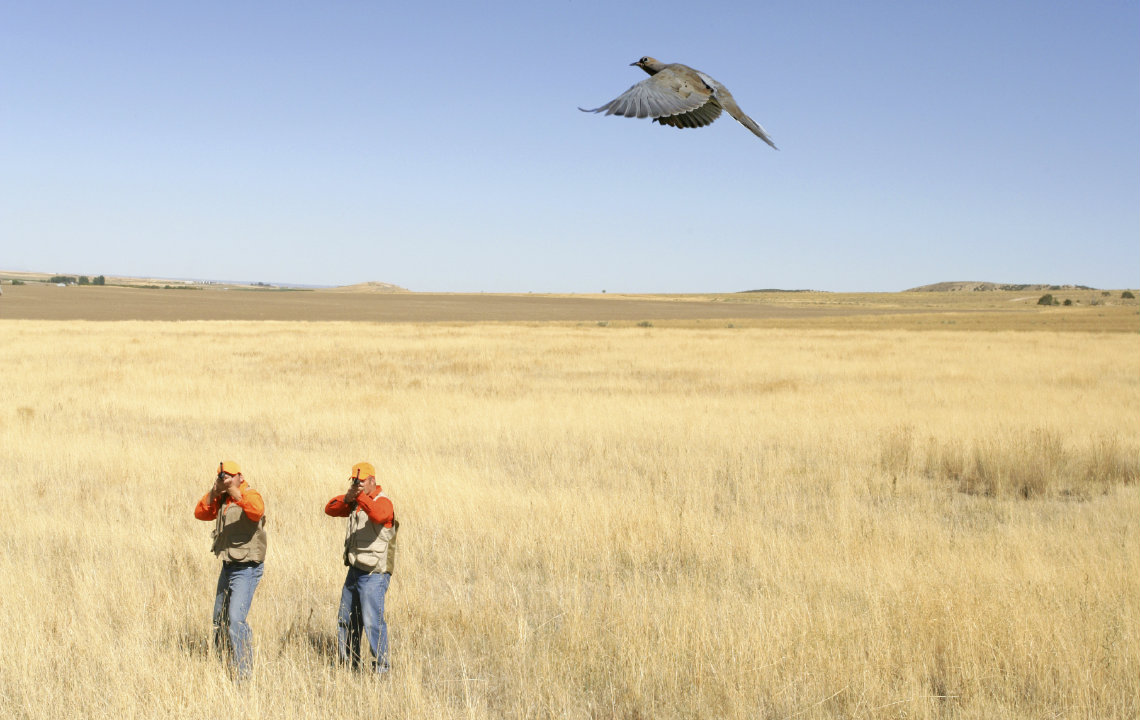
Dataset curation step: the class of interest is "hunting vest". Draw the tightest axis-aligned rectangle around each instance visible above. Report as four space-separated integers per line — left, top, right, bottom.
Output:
344 492 398 574
211 501 267 564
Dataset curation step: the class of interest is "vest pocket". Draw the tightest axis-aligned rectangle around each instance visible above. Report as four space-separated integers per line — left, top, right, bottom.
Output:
351 552 380 571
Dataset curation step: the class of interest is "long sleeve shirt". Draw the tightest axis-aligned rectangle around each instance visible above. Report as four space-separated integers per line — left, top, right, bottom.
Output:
194 482 265 523
324 489 394 527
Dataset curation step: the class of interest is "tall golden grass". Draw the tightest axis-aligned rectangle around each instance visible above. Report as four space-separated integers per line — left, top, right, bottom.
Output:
0 320 1136 719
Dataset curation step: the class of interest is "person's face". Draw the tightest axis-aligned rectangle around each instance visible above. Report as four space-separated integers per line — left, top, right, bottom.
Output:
223 472 242 488
361 476 378 495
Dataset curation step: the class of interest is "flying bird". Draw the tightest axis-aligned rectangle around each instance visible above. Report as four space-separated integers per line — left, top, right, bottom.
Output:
580 56 778 149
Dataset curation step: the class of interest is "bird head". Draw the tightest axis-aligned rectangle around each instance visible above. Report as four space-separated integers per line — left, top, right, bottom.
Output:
631 56 665 75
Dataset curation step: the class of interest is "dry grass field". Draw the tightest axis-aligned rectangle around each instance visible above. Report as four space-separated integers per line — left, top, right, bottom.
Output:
0 289 1137 719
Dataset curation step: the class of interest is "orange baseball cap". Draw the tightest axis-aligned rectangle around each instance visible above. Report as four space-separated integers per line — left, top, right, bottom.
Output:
219 460 242 476
351 462 375 479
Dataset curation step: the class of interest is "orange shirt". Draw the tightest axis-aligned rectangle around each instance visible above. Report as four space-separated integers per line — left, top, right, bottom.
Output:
324 488 394 527
194 482 265 523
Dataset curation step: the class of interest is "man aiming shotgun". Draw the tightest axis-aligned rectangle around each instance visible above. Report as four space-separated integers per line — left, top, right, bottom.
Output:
325 461 398 673
194 460 267 680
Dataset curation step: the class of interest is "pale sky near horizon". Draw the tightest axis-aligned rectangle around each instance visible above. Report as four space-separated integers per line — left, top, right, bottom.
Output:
3 1 1138 293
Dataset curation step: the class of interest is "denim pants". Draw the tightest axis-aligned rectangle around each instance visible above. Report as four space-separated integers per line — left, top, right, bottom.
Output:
337 567 391 672
212 561 263 678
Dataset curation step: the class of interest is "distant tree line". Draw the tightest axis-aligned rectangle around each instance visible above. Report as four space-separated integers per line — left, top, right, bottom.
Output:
1038 291 1136 306
48 275 105 285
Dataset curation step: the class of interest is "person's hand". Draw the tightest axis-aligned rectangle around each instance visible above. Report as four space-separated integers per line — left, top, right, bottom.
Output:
344 480 361 504
224 474 243 501
212 475 227 500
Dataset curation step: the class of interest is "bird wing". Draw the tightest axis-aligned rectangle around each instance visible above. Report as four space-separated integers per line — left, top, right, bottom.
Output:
655 97 723 128
579 67 714 120
697 72 779 149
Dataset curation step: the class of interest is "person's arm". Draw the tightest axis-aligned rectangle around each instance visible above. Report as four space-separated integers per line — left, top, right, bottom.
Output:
195 474 228 520
324 495 352 517
194 490 219 520
355 493 394 527
235 486 264 522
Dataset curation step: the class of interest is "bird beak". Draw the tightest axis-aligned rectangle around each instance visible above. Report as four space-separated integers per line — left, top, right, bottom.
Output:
629 61 639 66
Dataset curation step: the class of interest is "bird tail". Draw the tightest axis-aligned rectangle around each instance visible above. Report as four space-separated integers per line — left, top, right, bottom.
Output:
717 91 779 149
736 112 778 149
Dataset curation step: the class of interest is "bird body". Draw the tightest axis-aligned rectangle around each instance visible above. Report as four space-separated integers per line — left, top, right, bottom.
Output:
581 57 778 149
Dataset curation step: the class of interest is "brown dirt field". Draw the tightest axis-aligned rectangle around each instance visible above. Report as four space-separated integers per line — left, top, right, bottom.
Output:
1 283 1136 331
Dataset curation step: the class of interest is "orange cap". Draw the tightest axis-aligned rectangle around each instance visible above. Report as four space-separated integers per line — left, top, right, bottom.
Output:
219 460 242 476
351 461 375 480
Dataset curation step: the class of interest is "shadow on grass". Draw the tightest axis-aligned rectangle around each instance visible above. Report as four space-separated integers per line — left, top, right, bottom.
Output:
278 610 340 666
175 628 210 660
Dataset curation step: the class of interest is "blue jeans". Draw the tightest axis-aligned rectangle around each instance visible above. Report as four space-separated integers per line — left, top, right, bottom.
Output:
212 561 263 678
338 568 391 672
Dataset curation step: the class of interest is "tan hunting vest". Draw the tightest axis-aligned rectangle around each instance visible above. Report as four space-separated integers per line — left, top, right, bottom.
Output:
211 501 267 563
343 492 398 574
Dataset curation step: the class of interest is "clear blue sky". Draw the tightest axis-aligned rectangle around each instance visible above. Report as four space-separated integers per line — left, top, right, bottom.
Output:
3 1 1137 292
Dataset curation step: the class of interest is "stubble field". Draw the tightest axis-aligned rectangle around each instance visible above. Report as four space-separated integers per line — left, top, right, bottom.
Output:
0 289 1137 719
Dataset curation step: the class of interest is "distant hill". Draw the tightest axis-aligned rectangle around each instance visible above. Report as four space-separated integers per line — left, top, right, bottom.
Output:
906 281 1096 292
326 281 408 293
